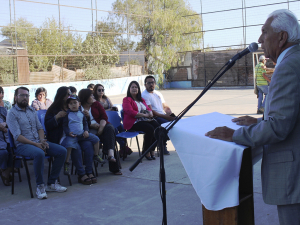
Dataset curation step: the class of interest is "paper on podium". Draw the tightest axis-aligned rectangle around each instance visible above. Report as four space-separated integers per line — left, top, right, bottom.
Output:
165 112 247 211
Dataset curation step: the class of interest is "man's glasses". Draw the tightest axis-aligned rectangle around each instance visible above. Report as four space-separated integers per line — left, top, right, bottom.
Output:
146 81 155 85
18 94 30 98
97 89 105 92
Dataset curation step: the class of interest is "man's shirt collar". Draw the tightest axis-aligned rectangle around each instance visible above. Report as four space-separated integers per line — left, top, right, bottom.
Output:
276 45 297 68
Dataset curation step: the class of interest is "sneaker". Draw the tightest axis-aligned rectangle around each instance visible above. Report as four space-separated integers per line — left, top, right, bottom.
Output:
93 155 106 164
36 184 47 199
46 180 67 193
64 162 70 175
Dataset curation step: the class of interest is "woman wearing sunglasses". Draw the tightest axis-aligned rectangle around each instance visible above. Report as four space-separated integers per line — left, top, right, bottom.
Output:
93 84 118 111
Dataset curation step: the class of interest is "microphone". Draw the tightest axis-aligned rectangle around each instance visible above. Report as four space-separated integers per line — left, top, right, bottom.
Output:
227 42 258 65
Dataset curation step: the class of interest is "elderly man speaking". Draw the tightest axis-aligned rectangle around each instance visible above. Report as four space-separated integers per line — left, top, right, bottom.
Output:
205 9 300 225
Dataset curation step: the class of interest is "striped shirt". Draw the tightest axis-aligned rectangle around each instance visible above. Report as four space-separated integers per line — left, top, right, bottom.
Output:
7 104 43 147
255 62 268 86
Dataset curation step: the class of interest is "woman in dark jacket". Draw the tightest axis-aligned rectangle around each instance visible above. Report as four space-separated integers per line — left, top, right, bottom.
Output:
78 88 122 175
45 86 96 184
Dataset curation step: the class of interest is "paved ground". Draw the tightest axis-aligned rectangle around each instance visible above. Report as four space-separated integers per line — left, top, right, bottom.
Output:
0 87 279 225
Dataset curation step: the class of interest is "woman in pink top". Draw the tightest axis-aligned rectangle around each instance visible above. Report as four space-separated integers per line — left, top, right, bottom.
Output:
122 81 160 160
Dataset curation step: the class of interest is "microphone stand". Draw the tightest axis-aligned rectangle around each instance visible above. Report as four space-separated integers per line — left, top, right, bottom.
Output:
129 59 237 225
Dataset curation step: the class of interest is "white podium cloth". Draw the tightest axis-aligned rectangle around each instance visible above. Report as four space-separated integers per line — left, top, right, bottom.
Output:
166 112 247 211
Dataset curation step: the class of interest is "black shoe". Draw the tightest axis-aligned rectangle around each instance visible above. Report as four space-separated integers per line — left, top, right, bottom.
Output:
145 155 152 160
164 150 170 155
151 155 156 160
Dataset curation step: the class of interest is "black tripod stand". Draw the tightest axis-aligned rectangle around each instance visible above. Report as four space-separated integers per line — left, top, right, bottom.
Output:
129 43 258 225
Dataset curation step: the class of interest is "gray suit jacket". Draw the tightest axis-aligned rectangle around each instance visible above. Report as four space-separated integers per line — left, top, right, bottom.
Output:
233 44 300 205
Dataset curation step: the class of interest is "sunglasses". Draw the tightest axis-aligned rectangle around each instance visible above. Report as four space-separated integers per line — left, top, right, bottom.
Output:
97 89 105 92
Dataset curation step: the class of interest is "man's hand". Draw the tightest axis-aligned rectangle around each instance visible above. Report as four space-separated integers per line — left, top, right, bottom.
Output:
83 131 89 138
205 126 234 142
232 116 257 126
69 132 77 137
165 115 175 121
40 139 49 150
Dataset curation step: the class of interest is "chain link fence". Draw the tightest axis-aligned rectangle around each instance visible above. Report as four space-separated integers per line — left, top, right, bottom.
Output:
0 0 299 86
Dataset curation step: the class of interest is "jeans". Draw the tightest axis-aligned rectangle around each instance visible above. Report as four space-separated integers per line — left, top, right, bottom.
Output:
62 133 99 149
0 148 12 170
65 141 94 176
257 85 268 109
155 116 169 125
16 142 67 185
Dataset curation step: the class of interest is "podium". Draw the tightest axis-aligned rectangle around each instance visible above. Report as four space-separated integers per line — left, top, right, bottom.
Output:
202 148 254 225
166 112 258 225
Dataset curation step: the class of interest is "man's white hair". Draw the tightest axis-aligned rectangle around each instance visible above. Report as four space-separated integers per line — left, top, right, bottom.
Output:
268 9 300 43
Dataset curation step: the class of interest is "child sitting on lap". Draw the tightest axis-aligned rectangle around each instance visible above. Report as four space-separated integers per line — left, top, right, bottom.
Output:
62 95 102 175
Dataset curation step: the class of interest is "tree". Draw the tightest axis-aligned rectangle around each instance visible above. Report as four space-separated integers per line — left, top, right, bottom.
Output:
111 0 203 83
1 17 75 71
1 17 120 76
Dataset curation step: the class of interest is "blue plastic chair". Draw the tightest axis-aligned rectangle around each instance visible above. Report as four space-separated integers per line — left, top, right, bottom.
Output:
108 111 143 160
8 129 53 198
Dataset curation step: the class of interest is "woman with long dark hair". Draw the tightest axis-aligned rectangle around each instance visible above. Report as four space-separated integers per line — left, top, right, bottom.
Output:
45 86 96 184
122 81 159 160
78 88 122 175
93 84 117 111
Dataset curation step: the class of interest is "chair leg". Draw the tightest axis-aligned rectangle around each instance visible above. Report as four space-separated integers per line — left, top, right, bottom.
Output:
11 159 15 195
18 168 22 182
93 161 98 177
115 144 122 169
48 158 52 179
67 174 72 186
136 136 142 163
130 138 133 146
23 160 34 198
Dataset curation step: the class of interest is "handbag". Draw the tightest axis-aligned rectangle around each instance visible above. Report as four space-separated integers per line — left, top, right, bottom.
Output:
136 110 154 122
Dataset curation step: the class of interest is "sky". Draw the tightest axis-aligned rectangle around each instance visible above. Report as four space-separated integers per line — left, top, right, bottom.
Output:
1 0 300 50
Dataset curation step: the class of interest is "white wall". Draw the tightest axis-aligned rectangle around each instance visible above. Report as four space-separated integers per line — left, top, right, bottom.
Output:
2 75 158 105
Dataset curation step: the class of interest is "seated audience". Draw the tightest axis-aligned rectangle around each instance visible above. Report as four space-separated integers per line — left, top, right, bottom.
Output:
0 105 12 186
61 95 101 182
69 86 77 95
7 87 67 199
78 89 122 175
122 81 159 160
31 87 53 111
87 83 95 91
93 84 118 111
93 84 131 157
45 86 96 185
0 86 12 110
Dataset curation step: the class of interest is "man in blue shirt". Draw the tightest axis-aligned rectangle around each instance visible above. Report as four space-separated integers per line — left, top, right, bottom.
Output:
7 87 67 199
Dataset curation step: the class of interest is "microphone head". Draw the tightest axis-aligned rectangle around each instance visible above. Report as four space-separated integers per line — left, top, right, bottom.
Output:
248 42 258 52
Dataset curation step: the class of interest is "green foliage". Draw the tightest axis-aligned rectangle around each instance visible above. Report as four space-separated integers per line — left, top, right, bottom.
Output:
111 0 203 84
1 17 120 77
0 56 16 84
84 64 112 80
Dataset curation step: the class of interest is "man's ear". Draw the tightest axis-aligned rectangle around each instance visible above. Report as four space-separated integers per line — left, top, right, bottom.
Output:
278 31 288 48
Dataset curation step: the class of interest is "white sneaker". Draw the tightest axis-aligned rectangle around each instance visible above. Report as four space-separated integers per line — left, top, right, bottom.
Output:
45 180 67 193
36 184 47 200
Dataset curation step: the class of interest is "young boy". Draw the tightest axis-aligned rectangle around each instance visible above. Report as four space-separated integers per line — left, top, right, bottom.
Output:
62 95 102 175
